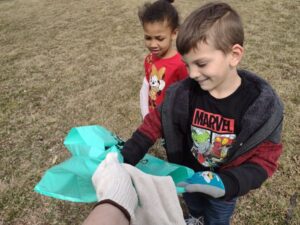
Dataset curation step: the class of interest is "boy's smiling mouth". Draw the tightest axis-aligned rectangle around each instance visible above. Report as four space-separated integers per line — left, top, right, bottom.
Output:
195 77 209 84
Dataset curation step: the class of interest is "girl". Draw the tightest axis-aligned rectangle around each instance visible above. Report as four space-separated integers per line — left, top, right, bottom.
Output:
139 0 188 119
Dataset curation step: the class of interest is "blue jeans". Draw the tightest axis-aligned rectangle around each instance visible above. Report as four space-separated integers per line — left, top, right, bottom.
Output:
183 192 237 225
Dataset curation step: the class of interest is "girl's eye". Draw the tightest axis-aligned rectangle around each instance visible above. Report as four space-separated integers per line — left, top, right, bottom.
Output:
157 38 165 41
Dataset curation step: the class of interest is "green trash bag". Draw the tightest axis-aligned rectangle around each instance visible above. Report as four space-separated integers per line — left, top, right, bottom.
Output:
34 125 194 203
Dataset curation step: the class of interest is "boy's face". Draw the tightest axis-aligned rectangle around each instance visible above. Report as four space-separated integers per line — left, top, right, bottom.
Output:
183 41 239 98
143 21 177 58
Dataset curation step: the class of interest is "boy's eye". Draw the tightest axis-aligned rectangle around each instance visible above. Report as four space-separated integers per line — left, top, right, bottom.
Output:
196 63 206 68
144 36 151 40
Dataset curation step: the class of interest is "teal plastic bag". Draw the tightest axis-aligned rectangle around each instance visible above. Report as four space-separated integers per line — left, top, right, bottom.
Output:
34 145 121 202
34 125 194 203
63 125 119 158
136 154 194 193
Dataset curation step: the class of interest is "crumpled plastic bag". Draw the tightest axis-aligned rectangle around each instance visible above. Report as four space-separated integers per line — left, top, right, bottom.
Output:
34 125 194 203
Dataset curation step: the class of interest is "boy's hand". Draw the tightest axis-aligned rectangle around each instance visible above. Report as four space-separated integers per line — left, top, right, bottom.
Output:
92 153 138 220
178 171 225 198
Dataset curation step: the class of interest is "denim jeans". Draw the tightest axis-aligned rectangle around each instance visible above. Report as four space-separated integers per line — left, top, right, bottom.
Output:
183 192 237 225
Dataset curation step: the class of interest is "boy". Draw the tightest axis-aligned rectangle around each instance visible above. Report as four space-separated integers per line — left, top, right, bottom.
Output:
92 2 284 225
121 2 284 224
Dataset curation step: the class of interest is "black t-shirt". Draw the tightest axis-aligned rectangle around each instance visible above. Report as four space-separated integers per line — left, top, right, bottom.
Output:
182 76 260 171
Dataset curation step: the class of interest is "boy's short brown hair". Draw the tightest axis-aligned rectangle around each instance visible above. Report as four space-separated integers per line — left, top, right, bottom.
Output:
177 2 244 55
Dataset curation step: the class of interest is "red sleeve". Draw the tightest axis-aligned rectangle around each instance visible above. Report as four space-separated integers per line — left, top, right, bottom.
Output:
138 108 162 142
247 141 283 177
219 141 282 199
121 108 162 165
222 141 283 177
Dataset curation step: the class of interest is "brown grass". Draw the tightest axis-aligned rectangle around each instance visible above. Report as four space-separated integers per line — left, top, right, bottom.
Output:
0 0 299 224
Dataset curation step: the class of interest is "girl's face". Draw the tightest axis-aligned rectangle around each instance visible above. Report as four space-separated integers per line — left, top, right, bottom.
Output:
143 21 177 58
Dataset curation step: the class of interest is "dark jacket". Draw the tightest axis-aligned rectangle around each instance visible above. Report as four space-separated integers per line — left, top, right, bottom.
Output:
122 70 284 199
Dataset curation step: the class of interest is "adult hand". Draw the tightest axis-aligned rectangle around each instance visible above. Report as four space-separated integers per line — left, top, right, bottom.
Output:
178 171 225 198
123 164 186 225
92 152 185 225
92 153 138 221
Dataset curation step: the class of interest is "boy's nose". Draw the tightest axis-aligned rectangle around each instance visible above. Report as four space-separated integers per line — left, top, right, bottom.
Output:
189 67 201 79
189 72 198 80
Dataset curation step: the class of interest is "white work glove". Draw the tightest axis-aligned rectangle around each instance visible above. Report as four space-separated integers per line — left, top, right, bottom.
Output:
92 153 138 222
124 164 186 225
92 153 185 225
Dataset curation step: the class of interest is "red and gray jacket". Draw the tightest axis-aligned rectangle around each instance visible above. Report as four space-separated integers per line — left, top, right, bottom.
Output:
121 70 284 200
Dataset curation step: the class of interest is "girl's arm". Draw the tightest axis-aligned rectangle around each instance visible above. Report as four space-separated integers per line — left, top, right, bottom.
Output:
140 77 149 119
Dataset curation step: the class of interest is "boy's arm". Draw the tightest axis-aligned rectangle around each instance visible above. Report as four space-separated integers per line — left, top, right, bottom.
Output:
121 108 162 165
180 141 282 200
140 77 149 119
219 141 283 200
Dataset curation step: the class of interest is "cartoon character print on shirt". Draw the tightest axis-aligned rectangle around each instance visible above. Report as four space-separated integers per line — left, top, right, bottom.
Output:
191 109 236 167
148 65 166 109
202 171 216 183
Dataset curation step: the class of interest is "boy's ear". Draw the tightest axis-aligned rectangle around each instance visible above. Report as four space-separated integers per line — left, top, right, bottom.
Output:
230 44 244 67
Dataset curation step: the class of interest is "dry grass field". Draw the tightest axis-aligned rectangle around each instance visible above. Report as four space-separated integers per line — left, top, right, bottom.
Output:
0 0 299 224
